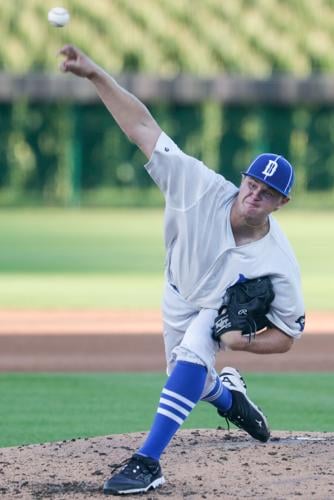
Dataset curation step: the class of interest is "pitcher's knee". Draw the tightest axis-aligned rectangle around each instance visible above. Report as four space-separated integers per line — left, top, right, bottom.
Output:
172 345 207 368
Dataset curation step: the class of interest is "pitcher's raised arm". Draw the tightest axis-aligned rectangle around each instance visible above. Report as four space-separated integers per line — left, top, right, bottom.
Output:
58 45 161 159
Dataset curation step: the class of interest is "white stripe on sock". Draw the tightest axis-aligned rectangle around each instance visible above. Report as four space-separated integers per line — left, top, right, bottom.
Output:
157 407 184 425
159 397 190 417
202 384 223 402
162 388 195 409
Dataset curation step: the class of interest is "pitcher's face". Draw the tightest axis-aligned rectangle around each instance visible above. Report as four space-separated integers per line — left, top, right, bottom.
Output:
237 176 289 218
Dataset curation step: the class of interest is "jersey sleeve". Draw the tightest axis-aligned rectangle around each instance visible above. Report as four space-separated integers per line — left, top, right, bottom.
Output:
267 275 305 339
144 131 221 210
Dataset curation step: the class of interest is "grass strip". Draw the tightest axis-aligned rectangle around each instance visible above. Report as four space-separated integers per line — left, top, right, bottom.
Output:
0 372 333 448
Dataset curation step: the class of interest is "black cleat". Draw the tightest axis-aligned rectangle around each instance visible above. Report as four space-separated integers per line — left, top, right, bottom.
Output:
103 453 165 495
218 367 270 443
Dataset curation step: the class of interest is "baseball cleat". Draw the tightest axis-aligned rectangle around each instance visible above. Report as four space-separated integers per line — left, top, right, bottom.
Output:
103 453 165 495
218 366 270 443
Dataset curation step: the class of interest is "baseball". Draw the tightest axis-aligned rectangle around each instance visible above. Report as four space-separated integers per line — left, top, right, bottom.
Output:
48 7 70 27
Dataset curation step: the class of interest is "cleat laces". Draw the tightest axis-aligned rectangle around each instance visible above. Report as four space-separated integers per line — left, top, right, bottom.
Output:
108 454 158 479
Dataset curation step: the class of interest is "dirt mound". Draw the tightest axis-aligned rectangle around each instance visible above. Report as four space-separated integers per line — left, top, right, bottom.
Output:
1 429 333 499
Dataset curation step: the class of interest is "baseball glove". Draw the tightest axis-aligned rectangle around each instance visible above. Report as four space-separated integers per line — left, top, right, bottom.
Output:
212 276 275 343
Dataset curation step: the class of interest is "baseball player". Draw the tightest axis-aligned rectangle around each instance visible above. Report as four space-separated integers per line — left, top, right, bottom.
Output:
58 45 305 496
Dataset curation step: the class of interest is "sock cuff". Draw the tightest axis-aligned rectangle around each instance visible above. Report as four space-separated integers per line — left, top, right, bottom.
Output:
201 375 223 402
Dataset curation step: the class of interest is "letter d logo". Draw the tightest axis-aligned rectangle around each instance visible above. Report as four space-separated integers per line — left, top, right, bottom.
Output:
262 159 278 177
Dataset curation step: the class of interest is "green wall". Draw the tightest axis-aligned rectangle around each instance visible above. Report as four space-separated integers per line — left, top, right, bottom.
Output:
1 101 334 206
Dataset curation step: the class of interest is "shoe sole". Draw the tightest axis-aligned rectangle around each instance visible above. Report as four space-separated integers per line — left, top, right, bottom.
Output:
237 391 270 442
104 476 165 495
218 391 270 442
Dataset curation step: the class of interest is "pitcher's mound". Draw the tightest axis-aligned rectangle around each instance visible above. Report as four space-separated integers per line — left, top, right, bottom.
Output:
1 429 333 499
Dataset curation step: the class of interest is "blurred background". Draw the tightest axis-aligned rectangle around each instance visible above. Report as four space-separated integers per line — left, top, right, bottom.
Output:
0 0 333 311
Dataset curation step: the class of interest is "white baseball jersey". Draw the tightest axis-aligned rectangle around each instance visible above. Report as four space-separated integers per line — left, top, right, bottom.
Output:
145 132 305 340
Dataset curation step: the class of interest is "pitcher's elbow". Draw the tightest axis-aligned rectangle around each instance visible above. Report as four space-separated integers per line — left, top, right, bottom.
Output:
279 336 294 353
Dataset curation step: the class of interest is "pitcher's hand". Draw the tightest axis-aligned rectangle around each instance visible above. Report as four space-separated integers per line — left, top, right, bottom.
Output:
58 45 97 79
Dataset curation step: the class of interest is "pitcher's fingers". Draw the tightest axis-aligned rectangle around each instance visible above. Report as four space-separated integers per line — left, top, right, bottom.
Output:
59 60 78 72
57 44 78 58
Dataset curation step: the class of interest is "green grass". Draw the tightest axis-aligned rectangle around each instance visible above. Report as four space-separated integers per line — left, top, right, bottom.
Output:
0 372 333 448
0 208 164 273
0 208 164 308
275 210 334 310
0 208 333 310
0 273 163 308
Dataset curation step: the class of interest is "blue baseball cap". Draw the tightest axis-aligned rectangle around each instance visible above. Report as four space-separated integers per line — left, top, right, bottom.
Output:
242 153 295 197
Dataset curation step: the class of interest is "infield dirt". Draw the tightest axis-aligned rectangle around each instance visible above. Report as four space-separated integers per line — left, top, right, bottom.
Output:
0 309 334 372
1 429 334 499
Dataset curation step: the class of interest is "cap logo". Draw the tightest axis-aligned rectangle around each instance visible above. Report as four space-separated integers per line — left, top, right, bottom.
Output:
262 159 278 177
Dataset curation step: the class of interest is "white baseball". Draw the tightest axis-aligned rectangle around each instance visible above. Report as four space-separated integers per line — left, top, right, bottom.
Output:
48 7 70 27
